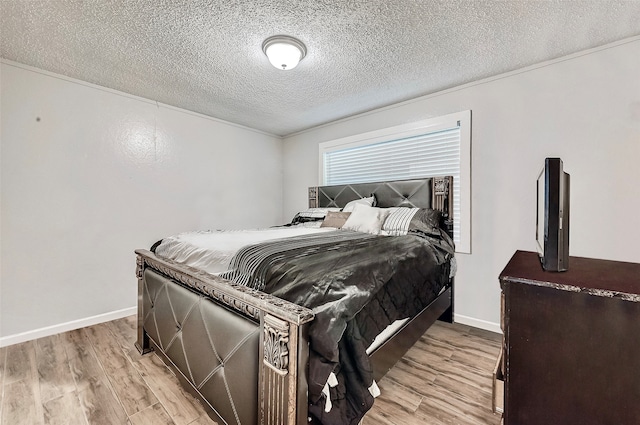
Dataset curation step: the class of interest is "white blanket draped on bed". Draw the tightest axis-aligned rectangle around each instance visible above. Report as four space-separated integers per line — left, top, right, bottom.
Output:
154 224 334 274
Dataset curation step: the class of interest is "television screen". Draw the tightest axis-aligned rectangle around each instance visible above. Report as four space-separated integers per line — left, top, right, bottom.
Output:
536 158 570 272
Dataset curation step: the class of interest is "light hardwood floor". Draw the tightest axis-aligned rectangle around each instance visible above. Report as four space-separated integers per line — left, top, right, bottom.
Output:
362 322 503 425
0 316 502 425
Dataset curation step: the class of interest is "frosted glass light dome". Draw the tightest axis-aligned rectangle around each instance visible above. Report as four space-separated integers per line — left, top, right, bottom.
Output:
262 35 307 71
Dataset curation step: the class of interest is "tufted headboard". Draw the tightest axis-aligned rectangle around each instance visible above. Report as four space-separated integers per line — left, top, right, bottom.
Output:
308 176 453 222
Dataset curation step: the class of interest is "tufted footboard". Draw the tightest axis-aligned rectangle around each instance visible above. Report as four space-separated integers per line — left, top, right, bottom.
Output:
135 250 315 425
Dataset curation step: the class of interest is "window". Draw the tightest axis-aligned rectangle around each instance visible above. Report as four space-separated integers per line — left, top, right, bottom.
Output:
319 110 471 253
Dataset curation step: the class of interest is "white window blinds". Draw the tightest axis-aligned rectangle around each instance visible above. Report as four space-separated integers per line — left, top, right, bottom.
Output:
323 126 461 245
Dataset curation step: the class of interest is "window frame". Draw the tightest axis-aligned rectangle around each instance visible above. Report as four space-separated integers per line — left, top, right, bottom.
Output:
318 110 471 253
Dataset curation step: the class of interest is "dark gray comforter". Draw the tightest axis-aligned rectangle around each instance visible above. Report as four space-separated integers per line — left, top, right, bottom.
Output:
220 215 455 425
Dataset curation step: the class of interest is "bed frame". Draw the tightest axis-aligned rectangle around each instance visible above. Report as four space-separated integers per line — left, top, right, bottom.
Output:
135 176 454 425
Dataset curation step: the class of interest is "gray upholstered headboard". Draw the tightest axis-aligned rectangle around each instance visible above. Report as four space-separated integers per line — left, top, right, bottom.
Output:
308 176 453 220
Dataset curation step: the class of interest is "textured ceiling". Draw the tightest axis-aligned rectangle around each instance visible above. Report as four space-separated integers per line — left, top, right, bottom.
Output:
2 1 640 136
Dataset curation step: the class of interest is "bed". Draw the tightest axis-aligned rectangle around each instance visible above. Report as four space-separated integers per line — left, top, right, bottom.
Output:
134 176 455 425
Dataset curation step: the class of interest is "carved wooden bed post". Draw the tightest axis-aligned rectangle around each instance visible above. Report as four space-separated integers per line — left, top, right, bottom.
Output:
432 176 453 220
432 175 455 323
260 314 309 425
308 187 318 208
135 255 152 355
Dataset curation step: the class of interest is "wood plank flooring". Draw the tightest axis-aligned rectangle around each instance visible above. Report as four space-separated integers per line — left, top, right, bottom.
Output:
0 316 216 425
0 317 502 425
362 322 503 425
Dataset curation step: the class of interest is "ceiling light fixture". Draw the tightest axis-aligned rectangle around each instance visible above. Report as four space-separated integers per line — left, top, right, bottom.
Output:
262 35 306 71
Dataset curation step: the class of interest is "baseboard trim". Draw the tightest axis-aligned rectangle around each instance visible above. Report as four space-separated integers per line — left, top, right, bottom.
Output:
454 313 502 334
0 307 137 348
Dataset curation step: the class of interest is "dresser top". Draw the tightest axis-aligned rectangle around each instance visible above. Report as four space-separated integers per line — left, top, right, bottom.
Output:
500 250 640 301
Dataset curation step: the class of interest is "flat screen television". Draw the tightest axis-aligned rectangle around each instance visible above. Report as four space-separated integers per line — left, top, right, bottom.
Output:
536 157 570 271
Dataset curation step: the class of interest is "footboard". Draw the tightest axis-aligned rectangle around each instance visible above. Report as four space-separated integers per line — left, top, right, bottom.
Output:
135 250 315 425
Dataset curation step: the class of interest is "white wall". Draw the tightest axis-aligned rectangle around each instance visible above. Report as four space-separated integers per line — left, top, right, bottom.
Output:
0 61 283 343
283 37 640 332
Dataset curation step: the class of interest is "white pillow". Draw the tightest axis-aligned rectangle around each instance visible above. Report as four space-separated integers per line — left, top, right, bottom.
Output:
342 196 375 212
382 207 419 236
342 204 390 235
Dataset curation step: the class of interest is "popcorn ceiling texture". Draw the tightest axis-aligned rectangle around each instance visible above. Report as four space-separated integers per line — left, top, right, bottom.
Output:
2 0 639 136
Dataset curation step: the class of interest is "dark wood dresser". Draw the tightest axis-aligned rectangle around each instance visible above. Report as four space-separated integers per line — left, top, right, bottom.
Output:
497 250 640 425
